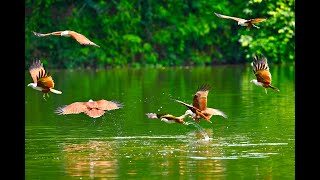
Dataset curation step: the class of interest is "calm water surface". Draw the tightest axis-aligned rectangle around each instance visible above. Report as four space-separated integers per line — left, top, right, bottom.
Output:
25 64 295 179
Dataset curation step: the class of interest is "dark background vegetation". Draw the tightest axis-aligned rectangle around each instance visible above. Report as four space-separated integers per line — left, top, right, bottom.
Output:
25 0 295 69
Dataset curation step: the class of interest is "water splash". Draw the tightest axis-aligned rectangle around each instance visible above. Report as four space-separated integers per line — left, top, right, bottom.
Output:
185 121 210 141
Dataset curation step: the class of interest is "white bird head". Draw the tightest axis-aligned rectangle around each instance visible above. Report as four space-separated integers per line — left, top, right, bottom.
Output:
185 109 194 116
27 83 37 88
250 79 264 87
27 83 43 91
61 30 70 37
160 118 174 124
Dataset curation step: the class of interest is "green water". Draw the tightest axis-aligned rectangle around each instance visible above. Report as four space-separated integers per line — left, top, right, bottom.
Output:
25 64 295 179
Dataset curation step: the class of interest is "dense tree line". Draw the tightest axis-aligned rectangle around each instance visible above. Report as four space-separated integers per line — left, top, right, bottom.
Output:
25 0 295 69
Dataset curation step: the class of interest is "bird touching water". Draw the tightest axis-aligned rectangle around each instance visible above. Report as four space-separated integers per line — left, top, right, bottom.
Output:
32 30 100 48
27 60 62 100
55 99 123 118
250 54 280 94
214 12 267 30
145 111 194 125
173 84 227 123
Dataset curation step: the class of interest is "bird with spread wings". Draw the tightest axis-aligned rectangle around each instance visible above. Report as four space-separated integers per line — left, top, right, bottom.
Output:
214 12 267 30
173 84 227 123
145 111 194 125
55 99 123 118
250 54 280 94
27 60 62 100
32 30 100 48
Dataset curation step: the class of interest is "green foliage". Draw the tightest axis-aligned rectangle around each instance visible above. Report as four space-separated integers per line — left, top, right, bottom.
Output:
238 0 295 63
25 0 295 69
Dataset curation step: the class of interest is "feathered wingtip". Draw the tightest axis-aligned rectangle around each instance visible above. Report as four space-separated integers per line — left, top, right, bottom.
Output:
110 100 124 108
29 59 43 70
54 105 66 115
251 54 269 72
214 12 222 18
32 31 40 36
197 84 211 92
146 113 158 119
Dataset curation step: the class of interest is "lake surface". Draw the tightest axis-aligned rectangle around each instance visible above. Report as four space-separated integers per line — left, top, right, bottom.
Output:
25 64 295 179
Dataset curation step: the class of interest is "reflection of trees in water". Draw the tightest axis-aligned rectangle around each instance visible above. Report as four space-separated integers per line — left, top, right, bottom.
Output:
63 140 118 179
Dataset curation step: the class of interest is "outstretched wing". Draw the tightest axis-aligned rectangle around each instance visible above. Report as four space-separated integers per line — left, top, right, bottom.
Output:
193 84 210 111
174 99 199 113
29 60 45 83
32 31 63 37
252 55 271 84
146 113 160 119
249 18 267 23
145 113 173 119
214 12 246 22
146 113 185 124
251 55 269 73
96 99 123 111
203 108 228 119
55 102 88 115
68 31 100 47
146 113 170 119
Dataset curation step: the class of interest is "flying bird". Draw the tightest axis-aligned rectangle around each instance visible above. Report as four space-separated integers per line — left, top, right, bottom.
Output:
145 111 194 125
55 99 123 118
32 30 100 48
214 12 267 30
173 84 227 123
250 54 280 94
27 60 62 100
173 99 211 123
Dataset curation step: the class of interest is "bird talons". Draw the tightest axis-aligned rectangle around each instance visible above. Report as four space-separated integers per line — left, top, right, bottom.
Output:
183 122 190 126
43 93 50 101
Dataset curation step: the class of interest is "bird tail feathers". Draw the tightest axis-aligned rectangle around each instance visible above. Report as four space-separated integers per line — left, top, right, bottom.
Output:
269 85 280 92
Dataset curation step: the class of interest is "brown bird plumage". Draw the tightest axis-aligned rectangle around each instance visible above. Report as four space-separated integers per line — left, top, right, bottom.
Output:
145 112 192 125
32 30 100 48
250 54 280 94
27 60 62 100
174 84 227 123
214 12 267 30
55 99 123 118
